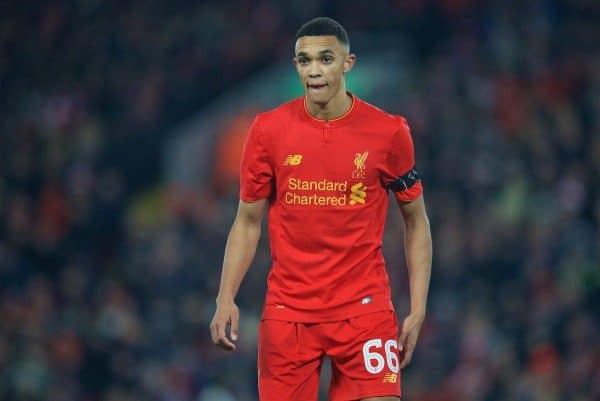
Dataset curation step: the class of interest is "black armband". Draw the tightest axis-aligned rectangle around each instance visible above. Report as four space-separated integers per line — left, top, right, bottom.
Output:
387 167 420 192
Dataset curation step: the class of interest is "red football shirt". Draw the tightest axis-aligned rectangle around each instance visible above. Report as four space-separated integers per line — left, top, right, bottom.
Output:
240 94 423 322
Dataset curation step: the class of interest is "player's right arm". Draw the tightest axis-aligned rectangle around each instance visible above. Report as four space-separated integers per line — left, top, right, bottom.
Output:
210 198 267 351
211 114 273 351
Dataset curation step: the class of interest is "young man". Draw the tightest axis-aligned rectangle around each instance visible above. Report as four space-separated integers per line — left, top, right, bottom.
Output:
210 17 432 401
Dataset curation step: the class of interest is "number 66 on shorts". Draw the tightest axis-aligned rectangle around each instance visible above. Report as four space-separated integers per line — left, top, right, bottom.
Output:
362 338 400 374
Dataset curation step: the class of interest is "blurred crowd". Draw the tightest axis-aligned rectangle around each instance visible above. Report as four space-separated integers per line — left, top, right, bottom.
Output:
1 1 598 401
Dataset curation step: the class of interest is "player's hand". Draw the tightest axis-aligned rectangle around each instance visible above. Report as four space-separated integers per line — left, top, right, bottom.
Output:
398 313 424 369
210 299 240 351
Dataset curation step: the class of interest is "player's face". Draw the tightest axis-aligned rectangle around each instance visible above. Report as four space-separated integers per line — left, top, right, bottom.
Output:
294 35 355 106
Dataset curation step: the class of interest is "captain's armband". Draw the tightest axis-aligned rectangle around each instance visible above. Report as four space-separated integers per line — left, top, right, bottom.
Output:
387 167 420 192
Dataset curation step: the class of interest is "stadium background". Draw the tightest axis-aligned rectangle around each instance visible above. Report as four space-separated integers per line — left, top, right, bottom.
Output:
1 1 598 400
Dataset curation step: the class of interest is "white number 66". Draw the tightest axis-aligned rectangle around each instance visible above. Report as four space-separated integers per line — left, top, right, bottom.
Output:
362 338 399 374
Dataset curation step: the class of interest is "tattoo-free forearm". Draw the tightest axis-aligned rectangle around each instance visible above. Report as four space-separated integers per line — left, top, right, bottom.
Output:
403 202 432 318
217 202 265 302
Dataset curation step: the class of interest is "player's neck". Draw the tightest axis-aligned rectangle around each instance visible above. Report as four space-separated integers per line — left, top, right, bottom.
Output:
305 91 353 121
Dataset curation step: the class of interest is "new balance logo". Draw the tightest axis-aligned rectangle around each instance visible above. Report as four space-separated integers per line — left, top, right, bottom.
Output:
382 373 398 383
283 154 303 165
349 182 367 205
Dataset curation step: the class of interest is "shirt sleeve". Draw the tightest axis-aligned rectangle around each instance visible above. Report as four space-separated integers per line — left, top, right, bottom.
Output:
239 116 274 201
380 117 423 202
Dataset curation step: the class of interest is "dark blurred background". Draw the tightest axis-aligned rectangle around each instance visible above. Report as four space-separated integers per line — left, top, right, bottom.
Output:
1 1 598 400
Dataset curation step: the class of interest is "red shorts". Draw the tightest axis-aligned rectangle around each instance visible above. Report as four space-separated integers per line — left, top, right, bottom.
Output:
258 310 401 401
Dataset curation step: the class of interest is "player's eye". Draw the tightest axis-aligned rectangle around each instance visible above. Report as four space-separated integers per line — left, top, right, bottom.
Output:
297 57 309 65
322 56 333 64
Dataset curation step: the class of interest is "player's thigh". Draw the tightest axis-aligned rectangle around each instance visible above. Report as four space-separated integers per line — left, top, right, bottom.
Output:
326 311 401 401
258 319 323 401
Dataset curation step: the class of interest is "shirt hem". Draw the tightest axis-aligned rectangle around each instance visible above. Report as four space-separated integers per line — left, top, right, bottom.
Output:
261 294 394 323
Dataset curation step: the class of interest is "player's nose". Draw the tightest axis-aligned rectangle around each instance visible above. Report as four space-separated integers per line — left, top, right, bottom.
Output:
308 70 323 80
307 62 321 77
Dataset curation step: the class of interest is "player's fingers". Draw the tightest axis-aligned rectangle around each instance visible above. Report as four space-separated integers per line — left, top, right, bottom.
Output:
217 318 236 351
400 329 419 368
230 308 240 341
397 330 408 352
210 319 218 344
218 336 236 351
399 340 415 369
212 322 226 347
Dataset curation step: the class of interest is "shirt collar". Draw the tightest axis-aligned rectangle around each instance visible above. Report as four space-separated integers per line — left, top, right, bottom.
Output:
300 92 358 128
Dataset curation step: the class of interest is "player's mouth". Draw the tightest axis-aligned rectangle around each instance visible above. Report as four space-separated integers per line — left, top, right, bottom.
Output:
307 83 328 94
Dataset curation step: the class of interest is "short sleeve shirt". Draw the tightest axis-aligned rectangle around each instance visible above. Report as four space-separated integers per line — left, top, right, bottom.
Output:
240 95 423 322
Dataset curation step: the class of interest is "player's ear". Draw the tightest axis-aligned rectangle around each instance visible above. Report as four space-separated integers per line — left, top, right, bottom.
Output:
343 53 356 73
293 56 303 72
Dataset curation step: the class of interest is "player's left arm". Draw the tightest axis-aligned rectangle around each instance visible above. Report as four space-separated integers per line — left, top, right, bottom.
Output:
397 194 432 369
